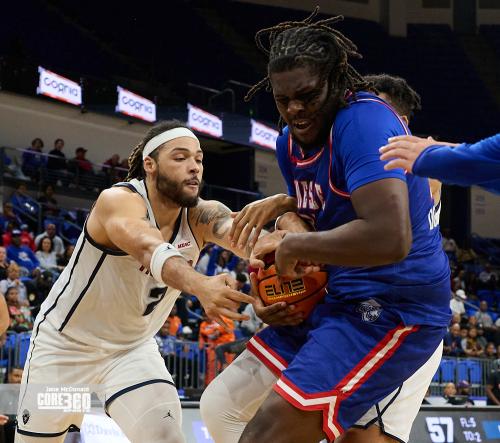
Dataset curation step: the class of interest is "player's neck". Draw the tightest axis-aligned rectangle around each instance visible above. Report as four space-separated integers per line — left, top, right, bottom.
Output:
145 179 182 229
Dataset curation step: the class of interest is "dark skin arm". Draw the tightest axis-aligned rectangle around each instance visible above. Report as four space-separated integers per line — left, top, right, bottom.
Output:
272 178 412 277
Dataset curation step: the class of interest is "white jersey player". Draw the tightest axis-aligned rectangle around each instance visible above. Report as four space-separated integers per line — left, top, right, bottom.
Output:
15 121 255 443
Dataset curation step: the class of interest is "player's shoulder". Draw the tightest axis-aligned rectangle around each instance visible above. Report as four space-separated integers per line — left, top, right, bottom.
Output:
275 126 290 154
95 185 146 215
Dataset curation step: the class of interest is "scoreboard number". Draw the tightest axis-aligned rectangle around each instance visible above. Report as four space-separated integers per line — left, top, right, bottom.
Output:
426 417 454 443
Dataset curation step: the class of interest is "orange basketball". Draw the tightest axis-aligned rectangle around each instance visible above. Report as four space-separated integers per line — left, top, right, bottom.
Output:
256 263 328 318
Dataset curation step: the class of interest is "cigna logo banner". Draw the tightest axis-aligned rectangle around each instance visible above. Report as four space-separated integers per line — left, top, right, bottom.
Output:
37 66 82 106
188 104 223 138
116 86 156 123
250 119 278 150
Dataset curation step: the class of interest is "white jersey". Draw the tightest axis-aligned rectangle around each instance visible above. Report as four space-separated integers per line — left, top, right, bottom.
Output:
36 179 200 351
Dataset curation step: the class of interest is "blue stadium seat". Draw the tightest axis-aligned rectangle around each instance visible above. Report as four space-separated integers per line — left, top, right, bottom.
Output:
440 359 456 383
457 360 469 383
467 361 482 384
477 290 495 306
432 366 441 383
491 312 499 322
17 332 32 367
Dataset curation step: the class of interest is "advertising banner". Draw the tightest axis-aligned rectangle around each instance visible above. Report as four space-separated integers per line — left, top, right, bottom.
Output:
116 86 156 123
188 104 223 138
250 119 278 150
37 66 82 106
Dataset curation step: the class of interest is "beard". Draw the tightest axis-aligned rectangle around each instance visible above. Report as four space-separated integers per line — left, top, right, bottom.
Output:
156 171 201 208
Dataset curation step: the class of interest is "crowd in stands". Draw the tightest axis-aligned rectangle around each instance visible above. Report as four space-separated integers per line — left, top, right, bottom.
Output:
3 137 128 192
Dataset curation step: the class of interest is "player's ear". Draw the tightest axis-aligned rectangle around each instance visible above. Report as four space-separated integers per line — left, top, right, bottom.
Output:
143 156 156 174
401 115 409 126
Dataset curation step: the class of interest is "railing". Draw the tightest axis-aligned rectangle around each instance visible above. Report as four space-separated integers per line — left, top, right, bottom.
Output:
429 356 497 398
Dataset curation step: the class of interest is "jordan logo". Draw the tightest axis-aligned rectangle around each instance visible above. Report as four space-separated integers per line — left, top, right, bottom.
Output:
163 410 174 420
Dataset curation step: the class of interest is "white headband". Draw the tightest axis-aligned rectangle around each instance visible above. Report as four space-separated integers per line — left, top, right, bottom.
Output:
142 127 198 159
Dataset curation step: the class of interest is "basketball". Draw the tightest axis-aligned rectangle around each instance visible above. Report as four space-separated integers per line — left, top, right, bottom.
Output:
256 258 328 318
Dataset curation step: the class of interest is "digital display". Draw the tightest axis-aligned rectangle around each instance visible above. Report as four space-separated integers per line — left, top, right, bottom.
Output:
188 104 223 138
116 86 156 123
411 408 500 442
250 119 278 150
37 66 82 106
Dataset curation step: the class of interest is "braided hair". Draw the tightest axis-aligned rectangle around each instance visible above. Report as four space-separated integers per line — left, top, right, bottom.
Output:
245 7 370 132
364 73 422 120
126 120 190 181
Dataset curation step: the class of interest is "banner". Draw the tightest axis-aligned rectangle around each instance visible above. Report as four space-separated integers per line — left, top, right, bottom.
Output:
80 414 130 443
116 86 156 123
250 119 278 150
37 66 82 106
188 104 223 138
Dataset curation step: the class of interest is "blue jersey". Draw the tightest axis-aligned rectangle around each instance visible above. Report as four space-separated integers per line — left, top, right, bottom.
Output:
276 92 450 326
413 133 500 194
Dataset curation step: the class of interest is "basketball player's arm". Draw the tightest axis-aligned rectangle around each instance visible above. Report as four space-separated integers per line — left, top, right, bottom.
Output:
274 178 411 276
0 294 9 335
88 189 254 323
191 199 268 259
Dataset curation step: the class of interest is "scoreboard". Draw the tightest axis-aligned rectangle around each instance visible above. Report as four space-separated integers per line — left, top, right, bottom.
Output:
411 407 500 443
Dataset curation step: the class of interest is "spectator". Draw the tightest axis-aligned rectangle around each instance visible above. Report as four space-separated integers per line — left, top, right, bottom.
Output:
24 271 54 318
475 301 496 340
215 250 231 275
195 245 213 275
0 263 28 306
452 270 466 292
37 184 59 220
239 303 264 337
442 228 458 262
451 312 462 327
486 359 500 405
116 158 129 181
0 202 21 231
5 287 32 332
442 382 457 403
443 323 463 356
0 247 9 281
22 138 46 182
56 244 75 269
102 154 122 184
6 229 39 276
70 147 94 189
2 224 35 251
9 183 38 221
35 237 59 273
462 327 484 357
199 312 235 383
35 223 64 257
230 259 250 282
485 342 497 359
456 380 475 406
6 366 23 384
477 327 488 349
235 273 250 294
155 319 177 362
450 289 466 316
168 306 183 337
478 263 497 290
47 138 72 186
468 315 478 329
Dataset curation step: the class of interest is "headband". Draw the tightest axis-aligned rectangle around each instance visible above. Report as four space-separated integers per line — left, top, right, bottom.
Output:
142 127 198 159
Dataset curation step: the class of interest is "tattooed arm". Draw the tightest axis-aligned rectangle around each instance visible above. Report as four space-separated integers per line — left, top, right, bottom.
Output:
190 199 262 258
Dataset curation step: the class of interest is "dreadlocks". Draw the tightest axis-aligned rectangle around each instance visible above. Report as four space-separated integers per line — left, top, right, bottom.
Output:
245 7 370 131
126 120 191 181
364 73 422 120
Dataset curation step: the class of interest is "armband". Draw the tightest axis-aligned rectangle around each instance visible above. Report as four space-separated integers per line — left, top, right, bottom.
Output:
150 243 183 284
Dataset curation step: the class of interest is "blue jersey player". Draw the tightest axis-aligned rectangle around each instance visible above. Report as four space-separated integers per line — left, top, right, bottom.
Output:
201 10 450 443
380 133 500 194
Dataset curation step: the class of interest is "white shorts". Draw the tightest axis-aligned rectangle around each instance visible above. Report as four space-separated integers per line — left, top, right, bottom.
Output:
16 319 173 437
352 341 443 442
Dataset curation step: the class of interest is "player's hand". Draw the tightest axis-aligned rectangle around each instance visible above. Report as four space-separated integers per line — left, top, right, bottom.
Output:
0 415 8 426
196 273 255 328
380 135 459 172
275 234 320 278
229 194 295 250
250 273 304 326
250 230 288 268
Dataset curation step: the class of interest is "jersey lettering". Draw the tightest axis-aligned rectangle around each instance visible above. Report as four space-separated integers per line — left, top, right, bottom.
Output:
143 287 168 316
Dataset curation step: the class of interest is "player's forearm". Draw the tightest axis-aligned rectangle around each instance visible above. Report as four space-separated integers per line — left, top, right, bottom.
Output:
161 256 210 294
0 295 9 335
276 212 313 233
280 217 411 267
413 133 500 187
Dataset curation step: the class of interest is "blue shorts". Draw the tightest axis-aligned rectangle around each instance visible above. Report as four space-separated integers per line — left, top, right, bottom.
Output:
247 300 446 442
